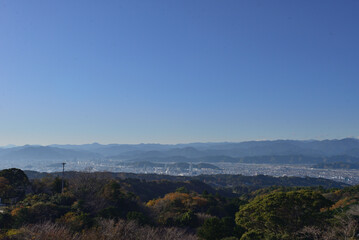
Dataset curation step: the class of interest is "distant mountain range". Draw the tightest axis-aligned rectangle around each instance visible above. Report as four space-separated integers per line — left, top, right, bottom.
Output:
1 138 359 168
53 138 359 158
0 145 101 167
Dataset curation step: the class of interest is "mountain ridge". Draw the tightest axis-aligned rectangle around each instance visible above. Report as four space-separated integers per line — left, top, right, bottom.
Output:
1 138 359 168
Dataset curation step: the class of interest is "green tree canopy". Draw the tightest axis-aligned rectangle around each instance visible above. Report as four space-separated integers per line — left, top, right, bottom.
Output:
235 190 332 238
0 168 29 188
0 168 29 199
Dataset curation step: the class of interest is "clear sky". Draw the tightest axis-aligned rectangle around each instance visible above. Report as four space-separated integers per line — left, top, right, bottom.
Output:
0 0 358 145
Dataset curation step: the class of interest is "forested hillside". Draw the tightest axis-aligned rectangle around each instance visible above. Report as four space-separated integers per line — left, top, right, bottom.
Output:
0 168 358 239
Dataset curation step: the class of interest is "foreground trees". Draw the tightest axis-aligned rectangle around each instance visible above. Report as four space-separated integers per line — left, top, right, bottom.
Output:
236 190 332 238
13 219 197 240
0 169 359 239
0 168 29 202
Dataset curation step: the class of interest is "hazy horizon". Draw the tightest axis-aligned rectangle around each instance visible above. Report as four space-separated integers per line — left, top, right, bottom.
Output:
1 136 359 148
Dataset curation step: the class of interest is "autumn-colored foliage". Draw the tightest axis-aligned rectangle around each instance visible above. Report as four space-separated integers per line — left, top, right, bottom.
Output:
330 197 357 210
147 192 207 208
1 168 359 240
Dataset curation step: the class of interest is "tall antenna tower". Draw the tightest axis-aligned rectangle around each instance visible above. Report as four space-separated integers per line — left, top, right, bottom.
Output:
61 162 66 193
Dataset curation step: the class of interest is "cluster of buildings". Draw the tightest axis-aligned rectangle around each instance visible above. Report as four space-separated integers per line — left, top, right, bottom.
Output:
18 160 359 185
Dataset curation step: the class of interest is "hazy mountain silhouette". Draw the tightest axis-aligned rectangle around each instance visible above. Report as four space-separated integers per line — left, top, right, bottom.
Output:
1 138 359 166
0 145 101 164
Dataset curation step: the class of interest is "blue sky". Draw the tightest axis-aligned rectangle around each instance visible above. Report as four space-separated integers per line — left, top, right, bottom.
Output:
0 0 358 145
